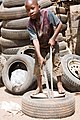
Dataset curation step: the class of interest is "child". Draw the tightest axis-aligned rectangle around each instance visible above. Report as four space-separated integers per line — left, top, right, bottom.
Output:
25 0 65 94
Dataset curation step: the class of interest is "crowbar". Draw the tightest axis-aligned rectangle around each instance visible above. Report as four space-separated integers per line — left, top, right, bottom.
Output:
50 46 54 98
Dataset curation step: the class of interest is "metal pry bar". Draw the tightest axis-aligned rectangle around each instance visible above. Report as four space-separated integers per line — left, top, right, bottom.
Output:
50 46 54 98
43 65 50 98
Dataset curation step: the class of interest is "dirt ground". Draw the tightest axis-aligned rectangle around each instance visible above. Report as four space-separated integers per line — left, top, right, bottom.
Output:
0 86 80 120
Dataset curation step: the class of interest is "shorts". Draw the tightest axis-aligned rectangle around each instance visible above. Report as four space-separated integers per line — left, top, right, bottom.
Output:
34 42 63 78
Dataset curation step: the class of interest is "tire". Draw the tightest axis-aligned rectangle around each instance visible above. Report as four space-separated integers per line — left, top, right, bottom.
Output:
56 7 67 14
2 54 35 94
0 37 30 47
59 41 67 51
60 47 72 57
58 14 68 24
2 17 29 29
0 21 2 37
61 54 80 92
0 6 27 20
38 0 53 9
75 34 80 56
1 53 15 60
57 33 66 42
22 90 75 119
60 23 67 32
1 46 22 54
3 0 25 8
1 28 29 40
17 45 35 59
0 55 6 84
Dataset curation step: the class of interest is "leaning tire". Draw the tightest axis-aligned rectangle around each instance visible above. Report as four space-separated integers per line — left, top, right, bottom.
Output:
17 45 35 59
22 90 75 119
61 54 80 92
2 54 35 94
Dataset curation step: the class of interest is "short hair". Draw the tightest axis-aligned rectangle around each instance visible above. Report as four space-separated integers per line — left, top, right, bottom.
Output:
25 0 38 6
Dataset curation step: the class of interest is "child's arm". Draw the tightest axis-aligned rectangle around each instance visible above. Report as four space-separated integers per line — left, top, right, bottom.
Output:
48 21 62 47
33 39 45 67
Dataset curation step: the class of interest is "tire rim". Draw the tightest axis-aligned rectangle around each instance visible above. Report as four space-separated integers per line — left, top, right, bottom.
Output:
67 59 80 79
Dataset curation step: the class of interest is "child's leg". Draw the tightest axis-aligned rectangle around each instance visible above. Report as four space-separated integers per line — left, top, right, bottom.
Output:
52 42 65 94
37 75 43 93
33 52 43 94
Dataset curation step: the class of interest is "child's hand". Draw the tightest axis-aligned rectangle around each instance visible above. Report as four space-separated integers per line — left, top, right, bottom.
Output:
48 38 56 48
38 56 46 68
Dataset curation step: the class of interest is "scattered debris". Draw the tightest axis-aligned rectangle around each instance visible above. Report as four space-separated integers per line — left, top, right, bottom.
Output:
0 101 21 115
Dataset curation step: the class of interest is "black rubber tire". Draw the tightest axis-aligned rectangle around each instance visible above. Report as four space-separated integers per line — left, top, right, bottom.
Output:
0 6 28 20
59 41 66 51
2 17 29 29
17 45 35 58
56 7 67 14
57 34 66 42
60 23 67 32
0 55 6 84
1 46 22 55
2 54 35 94
58 14 68 24
22 90 75 119
0 21 2 37
61 54 80 92
0 37 30 47
1 28 29 40
38 0 53 9
1 53 15 60
3 0 25 8
60 48 71 57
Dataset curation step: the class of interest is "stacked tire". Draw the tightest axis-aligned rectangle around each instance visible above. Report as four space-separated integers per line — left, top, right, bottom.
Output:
55 5 71 57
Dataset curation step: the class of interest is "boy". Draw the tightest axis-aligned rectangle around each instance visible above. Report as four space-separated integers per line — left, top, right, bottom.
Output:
25 0 65 94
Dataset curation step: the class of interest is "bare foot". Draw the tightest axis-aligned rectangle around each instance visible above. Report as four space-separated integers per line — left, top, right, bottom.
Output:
31 87 43 96
57 81 65 94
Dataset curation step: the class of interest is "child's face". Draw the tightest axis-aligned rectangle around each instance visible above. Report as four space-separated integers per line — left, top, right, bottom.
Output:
25 0 39 19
